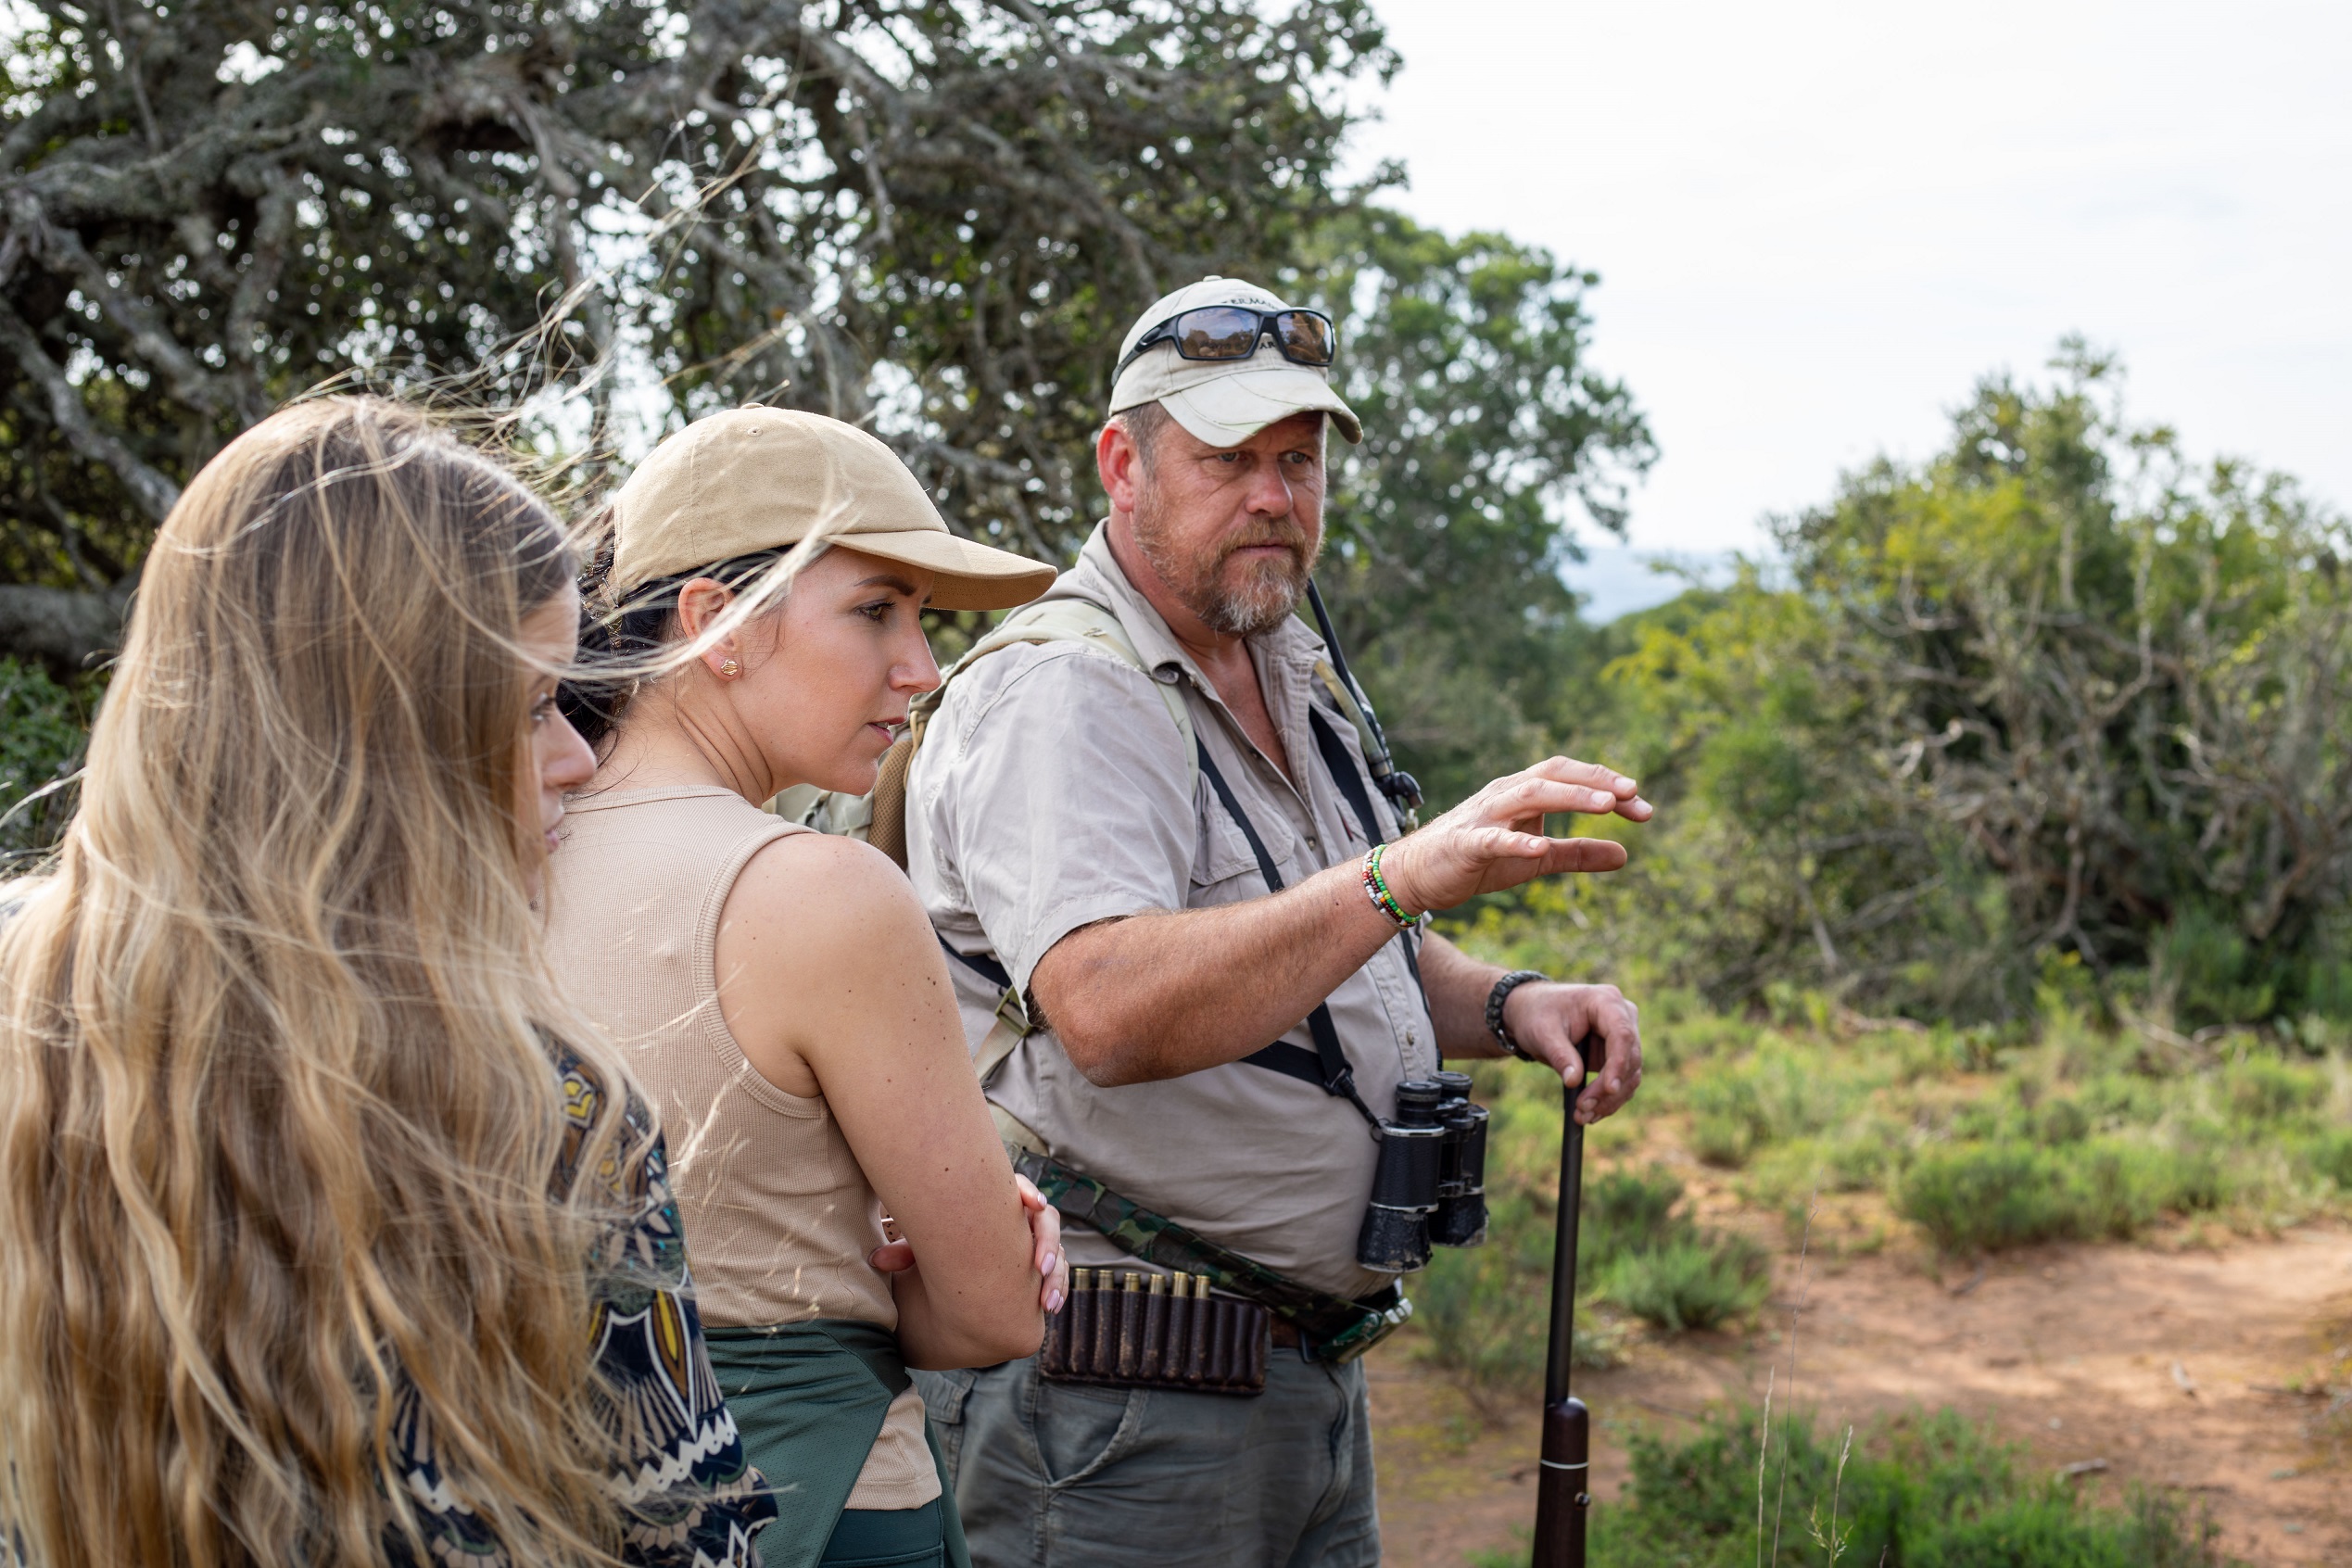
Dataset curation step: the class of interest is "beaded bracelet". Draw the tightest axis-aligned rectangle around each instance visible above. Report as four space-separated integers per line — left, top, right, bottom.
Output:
1361 843 1419 930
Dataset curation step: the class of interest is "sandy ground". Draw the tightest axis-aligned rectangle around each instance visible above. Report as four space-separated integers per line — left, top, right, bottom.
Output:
1372 1223 2352 1567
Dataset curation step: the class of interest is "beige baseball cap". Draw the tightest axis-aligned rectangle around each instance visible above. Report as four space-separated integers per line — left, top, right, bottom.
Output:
1106 275 1362 448
608 409 1056 612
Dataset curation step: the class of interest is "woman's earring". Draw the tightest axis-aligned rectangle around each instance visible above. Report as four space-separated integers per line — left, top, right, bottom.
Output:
717 659 740 678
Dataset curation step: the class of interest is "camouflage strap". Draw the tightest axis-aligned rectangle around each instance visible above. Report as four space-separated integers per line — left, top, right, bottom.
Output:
1012 1146 1412 1364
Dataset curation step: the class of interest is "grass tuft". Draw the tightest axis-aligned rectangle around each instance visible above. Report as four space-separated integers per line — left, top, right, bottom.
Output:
1463 1407 2241 1567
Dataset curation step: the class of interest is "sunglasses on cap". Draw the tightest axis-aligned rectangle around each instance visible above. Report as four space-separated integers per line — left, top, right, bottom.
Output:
1113 305 1337 383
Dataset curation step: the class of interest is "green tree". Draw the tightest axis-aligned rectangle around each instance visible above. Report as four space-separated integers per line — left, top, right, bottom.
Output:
1580 348 2352 1026
1304 210 1655 805
0 0 1391 671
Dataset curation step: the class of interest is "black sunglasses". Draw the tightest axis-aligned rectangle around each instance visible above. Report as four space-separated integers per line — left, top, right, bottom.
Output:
1114 305 1337 382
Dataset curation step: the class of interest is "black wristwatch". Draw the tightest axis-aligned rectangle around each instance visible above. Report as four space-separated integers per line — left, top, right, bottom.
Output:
1486 969 1549 1061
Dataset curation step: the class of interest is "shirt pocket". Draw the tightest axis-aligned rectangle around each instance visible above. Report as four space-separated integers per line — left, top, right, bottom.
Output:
1188 781 1273 904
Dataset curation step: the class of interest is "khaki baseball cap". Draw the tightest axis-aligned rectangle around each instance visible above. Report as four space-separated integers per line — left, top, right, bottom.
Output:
1106 275 1362 448
608 408 1056 611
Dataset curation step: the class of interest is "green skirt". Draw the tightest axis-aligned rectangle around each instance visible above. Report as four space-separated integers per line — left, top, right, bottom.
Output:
702 1320 971 1568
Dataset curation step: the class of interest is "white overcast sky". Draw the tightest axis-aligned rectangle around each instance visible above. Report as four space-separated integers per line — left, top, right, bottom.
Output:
1340 0 2352 606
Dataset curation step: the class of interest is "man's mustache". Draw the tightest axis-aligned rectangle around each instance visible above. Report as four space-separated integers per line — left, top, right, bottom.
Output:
1213 528 1311 566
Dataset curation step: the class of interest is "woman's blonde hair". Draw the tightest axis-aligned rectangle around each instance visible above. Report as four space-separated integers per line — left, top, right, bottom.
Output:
0 398 641 1566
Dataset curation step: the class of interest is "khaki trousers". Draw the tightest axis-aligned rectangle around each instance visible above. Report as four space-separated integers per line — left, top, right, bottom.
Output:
912 1349 1380 1568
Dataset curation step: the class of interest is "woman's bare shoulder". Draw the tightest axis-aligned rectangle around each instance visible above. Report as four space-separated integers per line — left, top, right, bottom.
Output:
723 830 940 973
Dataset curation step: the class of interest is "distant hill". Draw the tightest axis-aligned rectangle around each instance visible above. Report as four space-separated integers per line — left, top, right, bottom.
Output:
1560 546 1737 623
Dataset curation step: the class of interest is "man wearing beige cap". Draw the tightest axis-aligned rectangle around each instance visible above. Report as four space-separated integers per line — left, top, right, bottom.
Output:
902 279 1650 1565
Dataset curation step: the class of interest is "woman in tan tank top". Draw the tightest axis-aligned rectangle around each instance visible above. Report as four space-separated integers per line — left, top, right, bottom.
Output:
544 410 1067 1568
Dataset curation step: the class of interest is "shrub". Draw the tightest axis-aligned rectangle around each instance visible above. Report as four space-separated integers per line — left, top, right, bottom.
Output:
2220 1055 2325 1125
1414 1147 1772 1392
1480 1406 2245 1568
1908 1492 2229 1568
2304 1127 2352 1190
1581 1167 1683 1260
1594 1233 1769 1333
0 659 88 863
1897 1144 2078 1254
1686 1043 1865 1169
1412 1185 1560 1392
1896 1137 2227 1255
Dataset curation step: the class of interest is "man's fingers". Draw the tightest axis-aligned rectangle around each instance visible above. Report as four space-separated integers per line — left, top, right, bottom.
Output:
868 1240 917 1272
1576 998 1644 1123
1520 756 1639 796
1536 838 1627 875
1488 776 1626 821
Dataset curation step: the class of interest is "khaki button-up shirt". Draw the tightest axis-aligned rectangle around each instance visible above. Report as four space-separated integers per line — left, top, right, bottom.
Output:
905 524 1437 1299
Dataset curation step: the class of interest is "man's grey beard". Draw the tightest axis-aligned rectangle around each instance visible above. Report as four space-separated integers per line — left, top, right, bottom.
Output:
1132 492 1320 639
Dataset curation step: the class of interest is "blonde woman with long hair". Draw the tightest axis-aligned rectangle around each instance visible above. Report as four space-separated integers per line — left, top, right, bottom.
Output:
0 398 775 1567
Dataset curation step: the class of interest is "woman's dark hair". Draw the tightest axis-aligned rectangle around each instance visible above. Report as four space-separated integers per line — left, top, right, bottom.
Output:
559 524 788 750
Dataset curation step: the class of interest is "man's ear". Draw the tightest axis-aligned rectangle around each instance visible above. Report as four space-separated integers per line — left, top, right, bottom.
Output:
1097 419 1143 514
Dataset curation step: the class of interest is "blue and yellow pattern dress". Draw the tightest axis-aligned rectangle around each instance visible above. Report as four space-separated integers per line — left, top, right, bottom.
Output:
389 1054 778 1565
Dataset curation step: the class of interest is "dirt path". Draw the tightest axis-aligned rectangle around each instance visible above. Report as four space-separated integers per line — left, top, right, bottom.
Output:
1372 1223 2352 1567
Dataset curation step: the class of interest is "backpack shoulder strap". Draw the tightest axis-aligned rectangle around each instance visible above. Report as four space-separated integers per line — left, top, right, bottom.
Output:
860 594 1196 864
919 598 1194 772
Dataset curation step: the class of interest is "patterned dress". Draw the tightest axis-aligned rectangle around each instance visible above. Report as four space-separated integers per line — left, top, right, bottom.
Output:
388 1054 778 1566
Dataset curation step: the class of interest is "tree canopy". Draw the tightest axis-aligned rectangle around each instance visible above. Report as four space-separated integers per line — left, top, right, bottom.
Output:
0 0 1393 669
1306 209 1654 803
1567 348 2352 1028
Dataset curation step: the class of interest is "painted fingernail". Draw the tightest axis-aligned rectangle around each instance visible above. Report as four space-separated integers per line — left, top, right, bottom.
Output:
1046 1288 1065 1313
1042 1250 1058 1275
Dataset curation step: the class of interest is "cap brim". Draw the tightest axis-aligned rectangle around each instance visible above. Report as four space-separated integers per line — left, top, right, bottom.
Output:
1154 363 1362 447
828 530 1058 612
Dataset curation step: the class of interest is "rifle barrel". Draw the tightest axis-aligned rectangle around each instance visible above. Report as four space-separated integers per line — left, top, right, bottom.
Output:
1532 1053 1597 1568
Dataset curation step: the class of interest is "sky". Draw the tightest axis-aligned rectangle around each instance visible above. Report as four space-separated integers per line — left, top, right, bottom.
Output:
1341 0 2352 617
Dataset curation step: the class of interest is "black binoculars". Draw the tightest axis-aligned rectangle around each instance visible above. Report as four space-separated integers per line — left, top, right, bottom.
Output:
1355 1071 1490 1272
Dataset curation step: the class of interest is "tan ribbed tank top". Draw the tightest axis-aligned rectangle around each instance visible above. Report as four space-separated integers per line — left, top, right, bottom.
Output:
542 783 937 1510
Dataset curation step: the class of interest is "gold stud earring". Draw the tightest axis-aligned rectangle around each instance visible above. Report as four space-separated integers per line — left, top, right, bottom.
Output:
718 659 740 678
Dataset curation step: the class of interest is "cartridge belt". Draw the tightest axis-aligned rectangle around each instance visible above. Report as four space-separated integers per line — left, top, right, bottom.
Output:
1044 1267 1271 1396
1012 1146 1413 1366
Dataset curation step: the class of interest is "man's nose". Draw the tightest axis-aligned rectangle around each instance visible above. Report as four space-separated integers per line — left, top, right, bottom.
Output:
1242 460 1294 517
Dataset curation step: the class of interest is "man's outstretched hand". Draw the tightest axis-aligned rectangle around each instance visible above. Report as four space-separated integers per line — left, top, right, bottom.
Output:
1378 757 1650 916
1499 980 1644 1124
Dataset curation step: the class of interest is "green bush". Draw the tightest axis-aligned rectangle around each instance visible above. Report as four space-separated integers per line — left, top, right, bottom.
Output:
2219 1055 2324 1125
1685 1043 1866 1170
0 658 88 863
1414 1147 1773 1391
1411 1185 1560 1392
1908 1493 2223 1568
1580 1167 1682 1259
1594 1232 1769 1333
2295 1127 2352 1190
1463 1406 2240 1568
1894 1137 2227 1255
1897 1144 2074 1253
